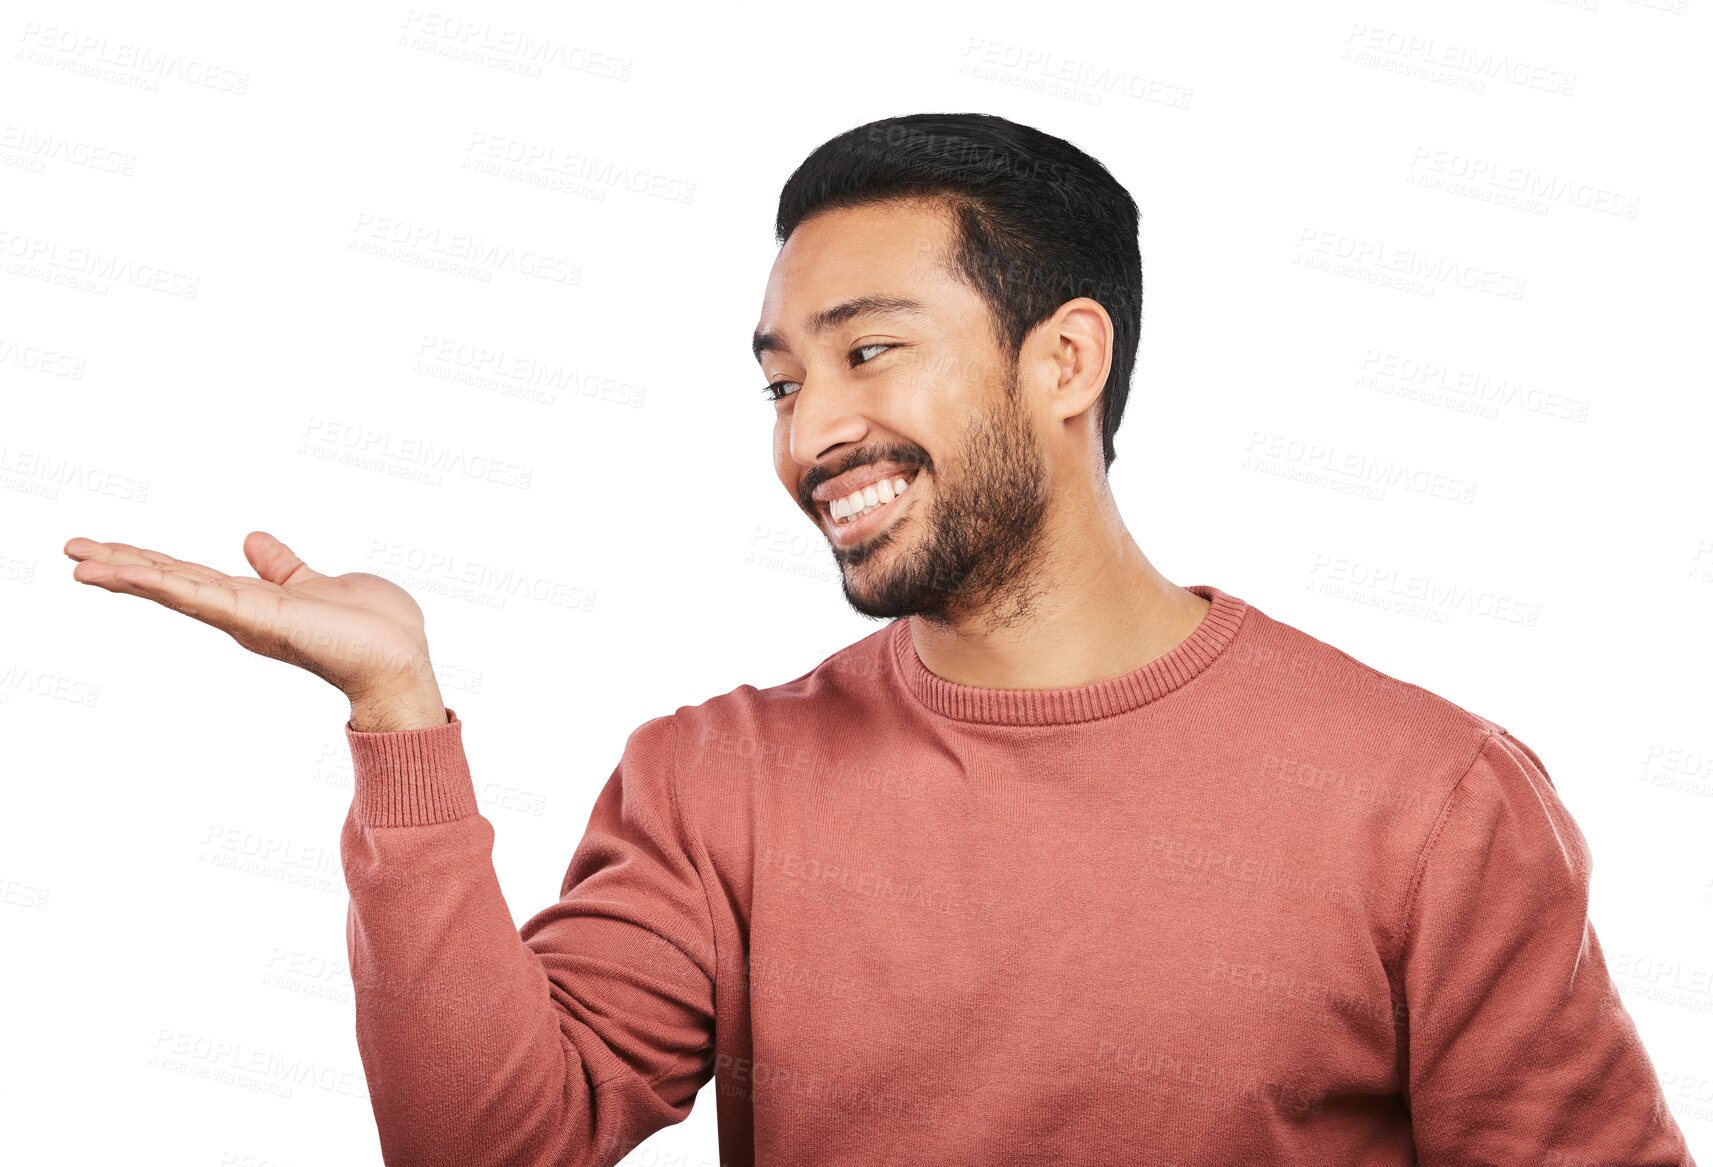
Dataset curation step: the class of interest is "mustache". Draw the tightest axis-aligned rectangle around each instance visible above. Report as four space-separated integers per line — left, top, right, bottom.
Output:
800 447 932 511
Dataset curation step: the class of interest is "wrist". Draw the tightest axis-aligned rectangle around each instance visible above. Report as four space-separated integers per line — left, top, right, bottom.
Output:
348 686 448 733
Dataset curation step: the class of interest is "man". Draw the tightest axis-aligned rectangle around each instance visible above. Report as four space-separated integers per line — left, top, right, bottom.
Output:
65 113 1693 1165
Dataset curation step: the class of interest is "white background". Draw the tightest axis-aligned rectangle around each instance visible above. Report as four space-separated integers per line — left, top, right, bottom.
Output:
4 0 1710 1162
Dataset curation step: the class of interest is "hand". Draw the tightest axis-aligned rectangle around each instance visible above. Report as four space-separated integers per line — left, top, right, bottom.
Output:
64 531 445 712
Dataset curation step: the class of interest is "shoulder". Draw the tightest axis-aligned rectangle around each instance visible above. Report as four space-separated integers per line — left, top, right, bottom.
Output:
1232 595 1506 740
1227 597 1576 952
1215 595 1537 843
662 620 896 737
633 621 899 801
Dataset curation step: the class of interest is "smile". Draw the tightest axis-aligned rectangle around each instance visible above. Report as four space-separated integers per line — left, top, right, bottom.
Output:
829 472 914 524
818 467 922 548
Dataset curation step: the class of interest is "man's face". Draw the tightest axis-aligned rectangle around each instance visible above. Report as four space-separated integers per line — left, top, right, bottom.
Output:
754 199 1052 625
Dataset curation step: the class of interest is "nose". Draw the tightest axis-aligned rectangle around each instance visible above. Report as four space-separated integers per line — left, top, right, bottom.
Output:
787 374 869 471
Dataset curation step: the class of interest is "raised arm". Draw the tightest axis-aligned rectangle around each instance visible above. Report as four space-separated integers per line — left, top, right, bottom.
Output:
64 532 717 1165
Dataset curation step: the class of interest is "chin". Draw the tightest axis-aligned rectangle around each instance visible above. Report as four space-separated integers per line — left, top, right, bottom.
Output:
838 580 914 621
836 556 930 622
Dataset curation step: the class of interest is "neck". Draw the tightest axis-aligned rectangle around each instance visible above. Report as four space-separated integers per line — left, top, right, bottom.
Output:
906 484 1211 691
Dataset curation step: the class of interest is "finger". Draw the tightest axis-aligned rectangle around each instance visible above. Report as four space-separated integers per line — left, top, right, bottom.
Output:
64 539 228 584
244 531 324 586
65 538 182 566
76 562 245 631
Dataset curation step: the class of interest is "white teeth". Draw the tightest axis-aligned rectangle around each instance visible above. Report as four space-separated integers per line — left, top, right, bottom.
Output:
829 474 916 524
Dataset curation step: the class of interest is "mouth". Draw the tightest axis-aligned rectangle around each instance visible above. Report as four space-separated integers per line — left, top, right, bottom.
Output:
818 466 922 549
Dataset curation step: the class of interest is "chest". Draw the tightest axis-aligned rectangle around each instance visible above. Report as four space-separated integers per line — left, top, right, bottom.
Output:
740 762 1402 1132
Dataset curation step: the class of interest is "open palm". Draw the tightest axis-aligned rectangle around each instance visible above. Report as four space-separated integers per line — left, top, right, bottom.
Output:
64 530 436 703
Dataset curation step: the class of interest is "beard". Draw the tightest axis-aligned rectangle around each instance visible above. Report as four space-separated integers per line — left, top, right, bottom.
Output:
830 362 1053 629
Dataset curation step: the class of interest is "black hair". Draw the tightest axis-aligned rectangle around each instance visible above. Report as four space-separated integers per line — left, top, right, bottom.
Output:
774 112 1142 472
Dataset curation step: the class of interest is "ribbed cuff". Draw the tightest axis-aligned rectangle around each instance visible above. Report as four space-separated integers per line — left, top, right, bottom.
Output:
344 705 480 827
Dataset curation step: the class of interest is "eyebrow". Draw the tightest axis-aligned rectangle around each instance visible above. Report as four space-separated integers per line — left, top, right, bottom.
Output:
752 294 928 365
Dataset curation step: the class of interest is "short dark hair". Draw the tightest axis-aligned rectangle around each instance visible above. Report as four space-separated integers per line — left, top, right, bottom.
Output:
774 112 1142 472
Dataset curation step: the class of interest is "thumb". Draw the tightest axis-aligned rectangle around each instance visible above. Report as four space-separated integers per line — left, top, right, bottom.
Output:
244 530 324 585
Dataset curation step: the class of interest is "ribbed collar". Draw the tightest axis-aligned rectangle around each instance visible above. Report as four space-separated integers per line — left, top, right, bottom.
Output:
888 584 1248 726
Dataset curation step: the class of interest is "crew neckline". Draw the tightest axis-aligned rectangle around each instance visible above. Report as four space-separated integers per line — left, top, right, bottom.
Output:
888 583 1249 726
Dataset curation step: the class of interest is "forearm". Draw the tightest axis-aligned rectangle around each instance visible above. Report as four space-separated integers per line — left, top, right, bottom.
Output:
342 808 592 1165
339 712 674 1167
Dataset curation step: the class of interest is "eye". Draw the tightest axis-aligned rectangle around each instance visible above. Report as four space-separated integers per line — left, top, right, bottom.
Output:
760 344 898 403
851 342 894 367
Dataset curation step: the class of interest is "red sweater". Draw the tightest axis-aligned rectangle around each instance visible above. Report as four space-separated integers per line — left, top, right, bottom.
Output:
340 583 1694 1166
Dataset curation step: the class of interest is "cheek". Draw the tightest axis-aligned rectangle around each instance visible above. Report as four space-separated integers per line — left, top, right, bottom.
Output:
885 387 957 462
893 351 987 424
772 417 794 487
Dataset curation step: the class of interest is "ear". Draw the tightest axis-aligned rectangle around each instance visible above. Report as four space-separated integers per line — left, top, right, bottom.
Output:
1037 297 1113 424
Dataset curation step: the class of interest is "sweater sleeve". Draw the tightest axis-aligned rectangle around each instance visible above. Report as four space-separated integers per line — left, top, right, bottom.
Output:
1399 729 1694 1166
339 706 717 1167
